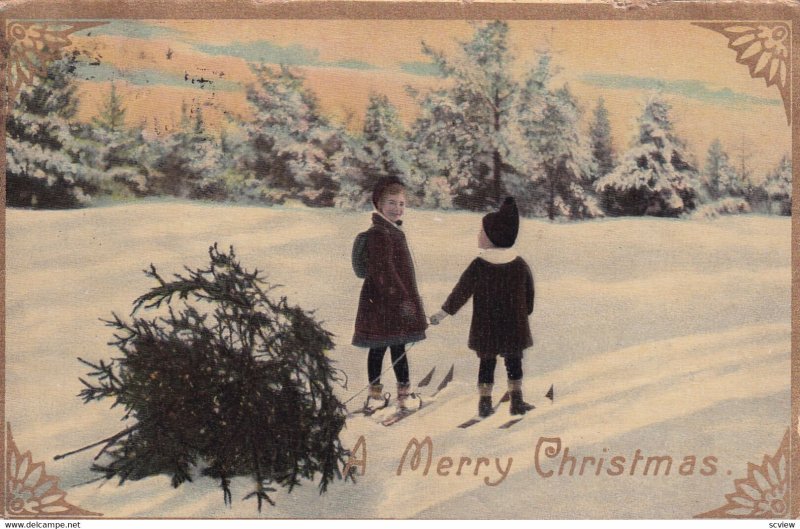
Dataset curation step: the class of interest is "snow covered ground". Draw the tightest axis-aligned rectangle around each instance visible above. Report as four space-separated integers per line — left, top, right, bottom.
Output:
5 201 791 518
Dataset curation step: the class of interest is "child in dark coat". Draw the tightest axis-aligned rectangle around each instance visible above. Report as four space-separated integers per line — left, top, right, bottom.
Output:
430 197 535 417
352 178 428 409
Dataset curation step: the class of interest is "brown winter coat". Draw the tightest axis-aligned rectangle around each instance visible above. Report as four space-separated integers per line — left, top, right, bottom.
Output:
442 257 534 359
352 213 427 348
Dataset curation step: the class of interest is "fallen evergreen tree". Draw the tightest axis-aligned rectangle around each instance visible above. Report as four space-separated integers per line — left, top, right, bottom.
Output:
62 244 350 510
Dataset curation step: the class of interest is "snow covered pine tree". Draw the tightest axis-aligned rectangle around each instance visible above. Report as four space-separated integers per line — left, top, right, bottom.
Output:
512 52 600 220
763 153 792 215
66 244 351 510
238 65 354 206
6 54 94 208
702 139 738 201
409 21 518 211
595 95 698 217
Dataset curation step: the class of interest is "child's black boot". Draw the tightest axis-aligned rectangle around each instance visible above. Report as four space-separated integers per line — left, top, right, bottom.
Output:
478 383 494 417
508 379 534 415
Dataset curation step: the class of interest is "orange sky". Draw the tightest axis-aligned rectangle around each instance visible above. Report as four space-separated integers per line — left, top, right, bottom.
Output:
69 19 791 176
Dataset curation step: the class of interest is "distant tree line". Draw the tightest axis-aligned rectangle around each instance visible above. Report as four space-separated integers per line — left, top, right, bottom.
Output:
7 24 791 218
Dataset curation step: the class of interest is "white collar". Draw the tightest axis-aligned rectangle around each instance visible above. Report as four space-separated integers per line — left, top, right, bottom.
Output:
374 211 403 230
478 247 518 264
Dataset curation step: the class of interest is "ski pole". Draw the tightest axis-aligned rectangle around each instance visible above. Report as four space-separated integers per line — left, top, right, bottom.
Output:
343 341 417 407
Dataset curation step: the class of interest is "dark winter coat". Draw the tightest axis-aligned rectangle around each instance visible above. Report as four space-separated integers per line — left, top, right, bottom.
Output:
352 213 427 348
442 257 534 359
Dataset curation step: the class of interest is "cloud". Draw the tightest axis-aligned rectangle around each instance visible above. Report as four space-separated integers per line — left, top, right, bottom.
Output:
194 41 321 66
74 21 185 40
329 60 378 71
399 61 442 77
193 41 379 72
580 73 781 107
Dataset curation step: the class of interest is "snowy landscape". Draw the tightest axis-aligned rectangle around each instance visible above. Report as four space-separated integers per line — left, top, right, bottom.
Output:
4 17 793 519
6 202 790 518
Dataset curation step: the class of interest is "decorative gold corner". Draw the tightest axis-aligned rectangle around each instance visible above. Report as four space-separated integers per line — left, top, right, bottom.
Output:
5 21 107 113
693 22 791 125
5 424 102 518
695 428 790 518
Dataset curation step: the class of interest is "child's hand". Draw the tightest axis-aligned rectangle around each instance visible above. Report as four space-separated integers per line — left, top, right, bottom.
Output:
429 310 448 325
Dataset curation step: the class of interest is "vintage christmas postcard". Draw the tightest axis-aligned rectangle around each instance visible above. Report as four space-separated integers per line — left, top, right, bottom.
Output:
0 0 797 521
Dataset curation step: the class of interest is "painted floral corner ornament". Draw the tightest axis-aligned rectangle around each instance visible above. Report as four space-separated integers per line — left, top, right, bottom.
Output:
696 428 790 518
694 22 791 124
6 425 101 517
4 21 107 113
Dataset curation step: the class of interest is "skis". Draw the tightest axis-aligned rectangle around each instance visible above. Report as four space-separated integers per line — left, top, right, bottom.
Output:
498 418 523 429
417 366 436 388
346 365 439 418
459 384 553 429
497 400 536 429
432 364 455 397
457 392 510 428
347 392 391 418
496 385 551 429
381 364 454 427
351 369 554 430
379 401 421 426
497 412 529 430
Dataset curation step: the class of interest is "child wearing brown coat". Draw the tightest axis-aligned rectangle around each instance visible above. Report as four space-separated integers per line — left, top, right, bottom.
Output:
352 178 428 409
430 197 535 417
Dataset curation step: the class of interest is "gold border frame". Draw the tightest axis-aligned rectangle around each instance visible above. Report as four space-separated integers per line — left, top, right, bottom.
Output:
0 1 796 519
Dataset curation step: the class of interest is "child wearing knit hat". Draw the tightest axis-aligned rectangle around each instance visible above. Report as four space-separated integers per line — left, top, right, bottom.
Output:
430 197 535 417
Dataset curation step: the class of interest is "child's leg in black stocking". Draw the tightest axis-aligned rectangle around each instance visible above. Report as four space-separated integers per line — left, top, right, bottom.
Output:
504 357 522 382
367 347 387 398
479 357 497 385
504 356 533 415
477 357 497 417
389 344 411 407
389 344 410 386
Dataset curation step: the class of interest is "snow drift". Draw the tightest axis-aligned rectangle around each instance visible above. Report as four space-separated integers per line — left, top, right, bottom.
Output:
6 202 790 518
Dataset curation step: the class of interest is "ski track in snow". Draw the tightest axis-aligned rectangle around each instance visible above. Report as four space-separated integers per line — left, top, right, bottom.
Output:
6 203 790 518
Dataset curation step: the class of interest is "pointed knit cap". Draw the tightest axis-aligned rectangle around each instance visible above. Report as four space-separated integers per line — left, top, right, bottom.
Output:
482 197 519 248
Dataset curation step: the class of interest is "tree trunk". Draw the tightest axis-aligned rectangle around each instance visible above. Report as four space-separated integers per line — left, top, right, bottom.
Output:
493 149 502 207
492 93 502 207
